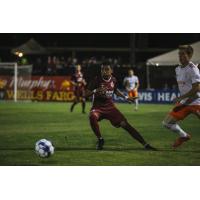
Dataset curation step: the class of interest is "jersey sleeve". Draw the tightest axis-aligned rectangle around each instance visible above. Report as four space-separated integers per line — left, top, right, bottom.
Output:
189 67 200 84
87 77 98 91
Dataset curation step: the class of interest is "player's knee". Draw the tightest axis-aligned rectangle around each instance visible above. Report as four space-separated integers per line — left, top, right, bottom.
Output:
162 120 172 129
119 120 128 128
162 120 168 128
89 112 99 121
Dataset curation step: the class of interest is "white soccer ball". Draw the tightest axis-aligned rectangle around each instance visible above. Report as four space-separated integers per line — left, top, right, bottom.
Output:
35 139 54 158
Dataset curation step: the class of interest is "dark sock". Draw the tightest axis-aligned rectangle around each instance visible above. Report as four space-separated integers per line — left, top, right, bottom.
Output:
82 101 86 113
122 122 146 145
70 102 77 112
89 114 102 139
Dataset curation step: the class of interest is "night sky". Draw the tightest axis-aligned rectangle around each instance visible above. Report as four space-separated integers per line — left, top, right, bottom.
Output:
0 33 199 48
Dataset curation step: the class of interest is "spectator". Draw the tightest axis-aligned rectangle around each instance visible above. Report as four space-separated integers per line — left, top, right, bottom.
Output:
55 57 64 75
46 56 56 75
172 84 178 90
33 57 43 75
163 83 170 90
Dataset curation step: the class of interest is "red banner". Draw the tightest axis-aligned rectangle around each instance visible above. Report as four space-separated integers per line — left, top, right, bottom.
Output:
0 76 75 101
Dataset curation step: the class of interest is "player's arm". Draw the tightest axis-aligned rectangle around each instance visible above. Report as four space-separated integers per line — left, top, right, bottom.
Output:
135 77 139 90
85 87 107 97
173 67 200 104
173 82 200 103
71 75 77 86
123 78 129 91
114 88 137 103
82 79 87 86
85 78 106 98
135 81 139 90
85 89 95 97
183 93 199 105
71 81 77 86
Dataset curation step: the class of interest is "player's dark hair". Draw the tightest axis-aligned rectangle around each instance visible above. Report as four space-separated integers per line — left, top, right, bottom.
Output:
101 62 113 70
179 45 194 57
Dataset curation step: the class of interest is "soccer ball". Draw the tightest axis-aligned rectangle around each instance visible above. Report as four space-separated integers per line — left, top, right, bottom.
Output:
35 139 54 158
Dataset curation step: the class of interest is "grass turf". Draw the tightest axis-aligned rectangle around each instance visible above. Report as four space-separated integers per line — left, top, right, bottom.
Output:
0 102 199 166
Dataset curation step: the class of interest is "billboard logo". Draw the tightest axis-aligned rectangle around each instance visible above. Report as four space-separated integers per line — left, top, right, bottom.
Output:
60 80 71 91
0 79 7 89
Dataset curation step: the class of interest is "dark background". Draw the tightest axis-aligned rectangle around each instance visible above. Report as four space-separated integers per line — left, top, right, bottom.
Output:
1 33 200 48
1 33 200 62
0 33 199 89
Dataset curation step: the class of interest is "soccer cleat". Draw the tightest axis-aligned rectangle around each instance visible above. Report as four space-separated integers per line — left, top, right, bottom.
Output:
96 138 104 150
172 134 191 149
144 144 157 151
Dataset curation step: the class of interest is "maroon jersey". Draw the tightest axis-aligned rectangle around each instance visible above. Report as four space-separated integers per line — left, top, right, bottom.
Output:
88 76 118 107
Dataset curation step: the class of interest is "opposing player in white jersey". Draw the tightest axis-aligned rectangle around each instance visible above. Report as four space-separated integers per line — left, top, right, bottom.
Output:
123 69 139 110
162 45 200 149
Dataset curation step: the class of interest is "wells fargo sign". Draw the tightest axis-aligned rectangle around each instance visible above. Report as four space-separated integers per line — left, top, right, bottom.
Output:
0 76 75 101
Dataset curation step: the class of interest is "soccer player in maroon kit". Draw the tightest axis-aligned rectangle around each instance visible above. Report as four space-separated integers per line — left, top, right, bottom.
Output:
85 63 156 150
70 65 87 114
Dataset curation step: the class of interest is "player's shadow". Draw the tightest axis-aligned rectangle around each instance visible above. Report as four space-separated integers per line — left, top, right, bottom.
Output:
57 147 151 152
0 147 146 152
0 147 33 151
1 147 200 154
58 147 200 153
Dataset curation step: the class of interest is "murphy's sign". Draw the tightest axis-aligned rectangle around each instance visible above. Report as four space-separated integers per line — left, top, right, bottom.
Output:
0 76 75 101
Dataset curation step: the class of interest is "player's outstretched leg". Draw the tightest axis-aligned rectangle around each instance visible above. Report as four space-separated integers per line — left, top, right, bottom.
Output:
120 121 157 151
162 115 191 149
89 111 104 150
70 101 77 112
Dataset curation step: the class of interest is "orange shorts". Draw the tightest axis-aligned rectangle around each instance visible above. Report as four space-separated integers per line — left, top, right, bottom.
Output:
128 89 138 98
170 104 200 120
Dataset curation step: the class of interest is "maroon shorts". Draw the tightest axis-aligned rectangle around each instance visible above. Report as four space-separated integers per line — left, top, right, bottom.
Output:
90 105 127 127
74 89 85 100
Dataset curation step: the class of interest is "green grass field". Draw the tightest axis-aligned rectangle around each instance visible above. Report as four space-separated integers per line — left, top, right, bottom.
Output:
0 102 199 166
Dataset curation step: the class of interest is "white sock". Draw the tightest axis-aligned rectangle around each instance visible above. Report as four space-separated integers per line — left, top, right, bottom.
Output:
163 122 188 137
135 99 138 109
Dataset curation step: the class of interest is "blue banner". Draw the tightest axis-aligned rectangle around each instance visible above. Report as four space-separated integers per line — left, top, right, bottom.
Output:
114 89 180 104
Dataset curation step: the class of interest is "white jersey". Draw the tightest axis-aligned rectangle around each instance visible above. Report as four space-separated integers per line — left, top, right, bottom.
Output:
123 75 139 91
175 61 200 105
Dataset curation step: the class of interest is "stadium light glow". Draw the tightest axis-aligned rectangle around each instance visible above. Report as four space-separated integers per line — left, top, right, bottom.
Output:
18 52 23 57
14 51 24 57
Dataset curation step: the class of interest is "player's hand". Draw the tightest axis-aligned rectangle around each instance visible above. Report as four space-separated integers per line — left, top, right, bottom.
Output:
71 81 77 86
82 80 87 86
172 96 183 104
